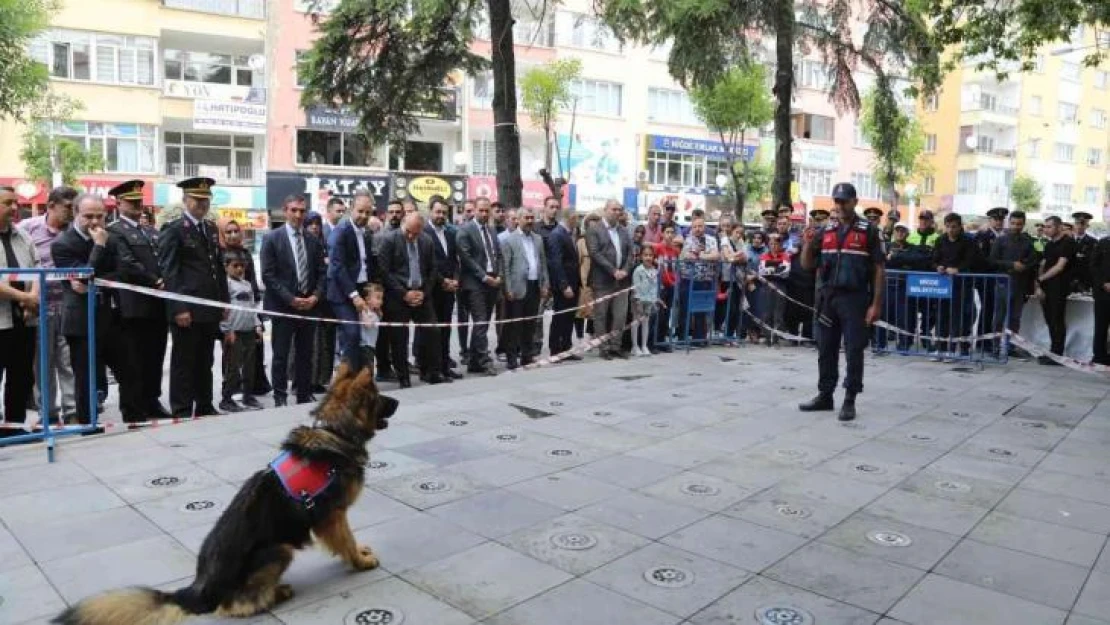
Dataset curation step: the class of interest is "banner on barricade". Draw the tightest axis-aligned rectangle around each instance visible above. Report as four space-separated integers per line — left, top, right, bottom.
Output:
906 273 952 299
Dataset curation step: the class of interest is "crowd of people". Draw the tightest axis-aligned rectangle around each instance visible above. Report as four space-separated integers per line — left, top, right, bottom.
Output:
1 175 1108 432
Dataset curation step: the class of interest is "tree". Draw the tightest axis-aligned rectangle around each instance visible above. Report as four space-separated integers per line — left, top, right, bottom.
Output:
727 160 773 222
298 0 523 206
520 58 582 200
690 62 773 220
0 0 55 121
20 95 103 186
1010 175 1043 213
859 86 929 209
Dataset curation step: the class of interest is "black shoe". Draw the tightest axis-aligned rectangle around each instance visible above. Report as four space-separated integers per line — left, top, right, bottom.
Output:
506 355 520 370
447 358 458 369
195 405 221 417
219 399 243 413
799 394 835 412
839 399 857 421
445 369 464 380
398 377 412 389
311 384 327 394
296 395 317 405
421 373 447 385
148 403 172 419
601 352 613 361
1038 355 1063 366
274 396 288 407
563 354 583 361
241 396 264 410
377 370 398 382
614 351 631 360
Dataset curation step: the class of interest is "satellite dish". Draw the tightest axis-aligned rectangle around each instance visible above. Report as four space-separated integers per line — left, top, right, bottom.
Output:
248 54 265 71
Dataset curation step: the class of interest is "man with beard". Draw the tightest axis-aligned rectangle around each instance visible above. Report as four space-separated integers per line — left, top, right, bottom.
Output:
456 196 502 375
327 189 374 372
371 199 405 380
501 208 549 368
988 210 1035 357
425 196 462 378
1034 216 1075 364
546 208 581 359
1070 211 1097 293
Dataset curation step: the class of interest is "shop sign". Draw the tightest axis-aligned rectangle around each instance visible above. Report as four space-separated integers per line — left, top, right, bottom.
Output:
0 177 154 205
797 145 840 170
164 80 263 102
304 105 359 132
466 176 571 207
648 134 757 161
391 173 466 205
265 171 391 219
155 184 265 210
215 208 269 230
193 99 267 135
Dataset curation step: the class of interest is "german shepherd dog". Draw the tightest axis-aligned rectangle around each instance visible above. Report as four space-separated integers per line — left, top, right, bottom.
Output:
54 364 398 625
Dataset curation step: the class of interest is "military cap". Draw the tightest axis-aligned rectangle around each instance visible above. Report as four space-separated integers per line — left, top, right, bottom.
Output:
918 209 935 219
809 208 830 218
761 208 777 218
177 176 216 199
1072 211 1093 221
985 207 1009 220
863 207 883 218
107 179 145 202
894 224 910 232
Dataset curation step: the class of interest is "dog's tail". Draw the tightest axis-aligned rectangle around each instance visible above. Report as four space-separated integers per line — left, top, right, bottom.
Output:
52 587 195 625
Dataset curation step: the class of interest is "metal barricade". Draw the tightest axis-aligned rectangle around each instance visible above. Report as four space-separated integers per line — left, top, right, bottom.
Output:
0 267 99 462
670 260 720 352
874 270 1010 365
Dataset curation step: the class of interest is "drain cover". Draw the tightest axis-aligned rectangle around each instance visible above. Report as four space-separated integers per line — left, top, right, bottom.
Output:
908 433 936 442
547 449 576 457
550 531 598 551
854 463 885 474
168 443 187 448
680 483 720 496
755 605 815 625
719 356 736 362
447 420 469 426
1015 420 1047 430
345 606 403 625
549 400 565 407
147 476 184 488
643 566 695 588
592 410 612 417
672 393 687 398
988 447 1015 458
935 480 971 493
779 385 796 391
867 530 913 547
775 448 808 460
413 480 450 493
180 500 216 512
495 433 520 442
775 504 812 519
368 460 390 469
950 411 970 418
840 421 862 429
688 372 702 376
614 375 653 381
649 421 671 428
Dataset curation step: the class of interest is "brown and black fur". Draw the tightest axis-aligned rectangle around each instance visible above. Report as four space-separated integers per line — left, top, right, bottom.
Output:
54 364 398 625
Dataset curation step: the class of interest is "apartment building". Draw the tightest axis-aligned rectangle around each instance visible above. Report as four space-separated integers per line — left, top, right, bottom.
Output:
919 28 1110 223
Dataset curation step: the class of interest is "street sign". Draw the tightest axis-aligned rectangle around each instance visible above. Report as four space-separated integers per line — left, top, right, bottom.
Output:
906 273 953 299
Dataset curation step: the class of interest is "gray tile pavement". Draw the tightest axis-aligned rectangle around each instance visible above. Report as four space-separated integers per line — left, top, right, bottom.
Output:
1 345 1108 624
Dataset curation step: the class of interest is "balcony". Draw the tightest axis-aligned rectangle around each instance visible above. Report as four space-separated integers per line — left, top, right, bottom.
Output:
165 163 262 186
162 0 264 19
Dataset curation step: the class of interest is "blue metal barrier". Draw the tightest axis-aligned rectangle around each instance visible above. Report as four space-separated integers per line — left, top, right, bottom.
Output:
669 260 720 352
874 270 1010 365
0 267 99 462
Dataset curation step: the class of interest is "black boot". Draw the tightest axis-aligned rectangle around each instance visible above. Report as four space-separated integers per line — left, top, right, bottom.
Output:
839 396 857 421
799 394 835 412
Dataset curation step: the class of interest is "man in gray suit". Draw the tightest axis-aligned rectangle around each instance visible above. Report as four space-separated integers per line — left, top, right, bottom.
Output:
456 197 502 375
501 208 549 369
586 199 634 359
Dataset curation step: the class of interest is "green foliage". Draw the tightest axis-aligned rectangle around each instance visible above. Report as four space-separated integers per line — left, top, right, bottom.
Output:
859 85 929 201
298 0 489 149
726 159 772 205
20 94 103 186
1010 174 1043 212
0 0 56 121
520 58 582 132
689 63 772 140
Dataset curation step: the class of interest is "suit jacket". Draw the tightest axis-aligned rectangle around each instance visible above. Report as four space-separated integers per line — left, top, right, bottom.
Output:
546 223 580 292
326 219 373 304
1092 238 1110 301
51 226 123 337
502 229 550 300
456 220 502 291
108 217 164 320
425 223 459 283
261 225 327 314
158 216 228 323
377 229 438 302
585 221 634 290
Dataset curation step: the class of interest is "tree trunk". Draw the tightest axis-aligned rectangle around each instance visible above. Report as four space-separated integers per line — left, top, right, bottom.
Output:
488 0 523 208
771 0 795 210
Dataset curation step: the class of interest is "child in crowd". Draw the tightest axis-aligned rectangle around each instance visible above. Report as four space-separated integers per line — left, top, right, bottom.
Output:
358 284 384 373
631 245 666 356
219 251 264 412
758 233 793 344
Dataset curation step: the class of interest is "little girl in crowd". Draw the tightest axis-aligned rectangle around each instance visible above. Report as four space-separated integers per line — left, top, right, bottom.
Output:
631 245 666 357
358 284 384 372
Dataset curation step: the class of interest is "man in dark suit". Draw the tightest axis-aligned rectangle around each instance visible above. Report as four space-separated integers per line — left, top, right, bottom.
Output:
425 196 462 377
379 212 446 386
586 199 634 359
261 194 327 406
158 177 228 418
546 208 581 359
106 180 170 419
51 193 130 423
1091 233 1110 365
455 197 502 375
327 190 374 373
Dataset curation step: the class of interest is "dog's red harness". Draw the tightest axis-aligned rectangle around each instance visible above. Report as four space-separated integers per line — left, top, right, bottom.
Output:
270 451 335 509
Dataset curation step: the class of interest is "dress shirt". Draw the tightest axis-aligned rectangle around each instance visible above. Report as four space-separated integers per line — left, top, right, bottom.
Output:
433 225 448 254
606 224 622 267
478 221 495 273
354 224 368 283
285 223 308 287
521 232 539 280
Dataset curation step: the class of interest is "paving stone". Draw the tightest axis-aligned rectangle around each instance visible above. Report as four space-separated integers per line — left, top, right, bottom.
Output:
484 578 680 625
848 438 948 468
39 535 197 603
583 542 751 618
132 483 241 533
446 453 558 487
928 452 1032 486
99 462 228 505
274 576 473 625
426 490 563 539
817 511 961 571
498 513 651 575
1023 470 1110 506
953 436 1048 468
1097 539 1109 573
197 449 276 484
509 438 613 469
897 467 1012 509
1072 571 1110 621
1038 452 1110 481
8 505 164 564
571 454 684 489
0 564 67 624
352 512 486 573
764 541 925 613
865 488 991 536
270 542 392 614
935 539 1088 610
344 487 421 531
890 573 1067 625
577 492 708 540
815 453 919 487
362 449 436 482
638 471 753 512
367 469 490 510
506 470 629 511
0 525 33 574
722 488 858 539
0 459 96 499
774 471 890 510
392 436 502 467
695 455 808 491
0 482 127 525
969 512 1105 568
402 542 571 619
660 514 808 572
1066 615 1110 625
687 575 880 625
996 488 1110 535
365 422 446 449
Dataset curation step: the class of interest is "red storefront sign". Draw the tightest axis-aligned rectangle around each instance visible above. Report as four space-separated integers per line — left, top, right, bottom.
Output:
0 177 155 205
466 176 567 207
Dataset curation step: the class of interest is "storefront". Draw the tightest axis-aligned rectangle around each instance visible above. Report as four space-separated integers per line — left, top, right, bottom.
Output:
633 134 758 222
390 172 466 209
155 183 268 251
1 176 155 216
265 171 391 224
465 176 575 207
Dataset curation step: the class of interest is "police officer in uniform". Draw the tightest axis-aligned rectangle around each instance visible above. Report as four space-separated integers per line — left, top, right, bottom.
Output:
863 207 884 230
158 177 228 418
106 180 170 419
974 207 1007 354
799 183 885 421
1071 211 1097 293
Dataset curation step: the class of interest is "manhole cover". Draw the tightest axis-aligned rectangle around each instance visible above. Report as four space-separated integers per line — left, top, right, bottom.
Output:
550 532 598 551
1015 420 1047 429
854 463 885 474
447 420 469 426
368 460 390 469
643 566 695 588
412 480 450 493
672 393 688 398
547 449 576 457
776 448 808 460
755 605 815 625
935 480 971 493
775 504 812 519
1048 402 1066 408
680 483 721 496
688 372 702 376
345 606 403 625
779 385 796 391
146 476 183 488
866 530 913 547
495 433 520 442
168 443 187 448
928 386 946 392
840 421 862 429
988 447 1015 457
908 433 936 442
950 411 970 418
592 411 612 417
549 401 564 407
649 421 671 428
180 500 216 512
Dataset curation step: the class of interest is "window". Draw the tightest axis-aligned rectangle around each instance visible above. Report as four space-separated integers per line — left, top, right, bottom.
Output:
48 121 156 173
474 4 555 47
568 78 623 116
296 129 372 167
294 0 339 13
706 159 731 185
1088 148 1103 166
1058 102 1079 122
163 50 260 87
294 50 307 88
1097 71 1109 90
1092 109 1107 129
1099 32 1110 48
1051 183 1073 204
164 132 254 182
1029 96 1042 116
390 141 442 171
1061 61 1081 82
957 170 977 194
924 176 936 194
471 70 494 109
647 88 700 125
30 29 155 86
1026 139 1041 158
851 172 881 200
957 167 1012 194
854 124 871 149
924 133 937 154
1054 142 1075 162
794 60 831 91
471 139 496 176
791 113 835 143
556 11 619 52
797 167 833 197
925 94 938 112
647 151 704 187
1085 186 1101 204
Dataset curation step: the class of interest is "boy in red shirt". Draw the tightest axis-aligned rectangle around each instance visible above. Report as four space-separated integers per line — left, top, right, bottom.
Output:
759 233 793 343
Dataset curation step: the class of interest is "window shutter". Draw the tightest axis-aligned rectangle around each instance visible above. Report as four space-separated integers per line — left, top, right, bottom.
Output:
96 44 116 82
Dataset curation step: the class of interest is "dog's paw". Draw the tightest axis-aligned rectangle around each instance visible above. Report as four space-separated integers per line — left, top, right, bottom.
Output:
274 584 294 604
353 545 380 570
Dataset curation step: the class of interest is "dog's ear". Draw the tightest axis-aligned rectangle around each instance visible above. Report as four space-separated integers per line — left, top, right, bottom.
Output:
380 395 399 418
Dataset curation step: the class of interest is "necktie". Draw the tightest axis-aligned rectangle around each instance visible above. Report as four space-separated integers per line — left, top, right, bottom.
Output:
293 231 308 293
480 224 495 272
407 241 420 288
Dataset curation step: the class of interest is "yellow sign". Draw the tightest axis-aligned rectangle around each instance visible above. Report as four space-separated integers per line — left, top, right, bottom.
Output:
407 176 452 203
216 208 268 231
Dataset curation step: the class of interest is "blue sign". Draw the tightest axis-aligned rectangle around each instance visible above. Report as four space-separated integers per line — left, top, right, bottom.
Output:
906 273 952 299
649 134 757 161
